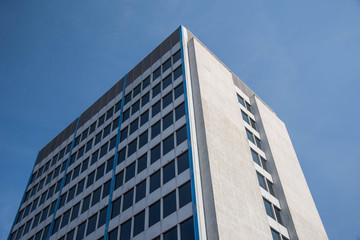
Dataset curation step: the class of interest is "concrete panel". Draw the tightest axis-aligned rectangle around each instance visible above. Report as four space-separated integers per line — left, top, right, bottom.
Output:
187 38 272 240
254 96 328 240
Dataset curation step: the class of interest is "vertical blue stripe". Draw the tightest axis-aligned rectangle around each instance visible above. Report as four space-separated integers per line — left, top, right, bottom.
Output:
7 151 40 240
103 74 127 240
179 25 200 240
46 117 80 240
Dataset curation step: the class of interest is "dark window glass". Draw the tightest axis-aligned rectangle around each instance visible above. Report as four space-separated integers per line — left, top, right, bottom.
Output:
55 180 62 193
257 172 266 190
164 226 177 240
151 144 160 164
152 101 161 117
250 118 256 130
61 210 71 228
162 58 171 72
112 117 119 131
46 172 52 185
175 102 185 120
86 213 97 235
74 136 80 148
177 151 189 174
163 190 176 218
100 142 108 159
139 130 148 149
95 132 102 145
263 199 275 219
246 129 254 143
267 180 275 196
133 210 145 236
172 50 181 63
241 110 249 124
82 195 91 213
115 171 124 189
65 172 71 186
125 162 135 182
150 170 160 193
162 74 172 90
86 139 92 152
173 65 182 80
53 166 60 179
96 163 105 181
40 192 47 205
180 217 195 240
106 156 114 173
261 157 268 171
31 198 39 212
106 107 114 121
133 84 141 97
122 189 134 211
76 222 86 240
108 228 118 240
92 187 101 206
120 127 128 142
179 181 192 208
103 180 111 199
111 197 121 219
163 134 174 155
174 83 184 99
67 229 75 240
251 149 260 165
103 124 111 138
131 100 140 115
141 92 150 107
51 216 60 233
24 219 32 235
98 114 105 127
255 137 262 149
162 91 173 109
151 121 161 139
142 76 150 90
98 206 107 228
66 143 71 154
130 119 139 134
49 201 56 217
237 94 245 106
115 100 122 113
152 83 161 98
153 67 161 80
81 158 89 173
246 102 252 112
122 109 130 122
140 110 149 126
87 171 95 188
35 229 43 240
137 154 147 174
67 186 76 203
149 200 160 227
125 92 132 105
71 203 80 221
271 228 281 240
118 147 126 165
163 160 175 184
135 180 146 203
274 207 283 225
127 139 137 157
120 219 131 240
89 123 96 134
76 179 85 196
163 112 173 131
72 165 80 180
40 206 49 223
109 136 117 150
176 125 187 145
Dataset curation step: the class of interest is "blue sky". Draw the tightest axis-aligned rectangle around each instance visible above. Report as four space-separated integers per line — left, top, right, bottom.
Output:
1 0 359 239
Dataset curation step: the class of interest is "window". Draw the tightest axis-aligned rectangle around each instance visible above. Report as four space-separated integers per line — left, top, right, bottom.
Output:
274 207 283 224
127 139 137 157
106 107 114 121
261 157 268 171
237 94 245 106
87 171 95 188
140 110 149 126
142 76 150 90
250 118 256 130
153 67 161 79
115 100 122 113
122 189 134 211
267 180 275 196
133 84 141 97
125 92 132 105
71 203 80 221
255 136 262 149
152 101 161 117
246 128 255 143
109 135 117 150
103 124 111 138
176 125 187 145
76 179 85 196
173 50 181 63
179 181 192 208
76 222 86 240
103 180 111 199
122 109 130 122
164 226 177 240
120 219 132 240
136 180 146 203
86 213 97 235
89 123 96 134
131 100 140 115
82 195 91 213
67 229 75 240
175 102 185 120
173 65 182 80
100 142 108 159
115 171 124 189
92 187 101 206
162 111 173 130
246 102 252 112
149 200 160 227
163 160 175 184
61 210 70 228
263 198 275 219
111 197 121 219
162 58 171 72
150 170 160 193
118 147 126 165
120 127 128 142
177 151 189 174
96 163 105 181
81 158 89 173
271 228 281 240
130 119 139 134
112 117 119 131
163 190 176 218
151 121 161 139
151 144 160 164
137 154 147 174
174 83 184 99
141 92 150 107
180 217 195 240
98 206 107 228
251 149 261 165
125 162 135 182
152 83 161 98
257 172 266 190
162 74 172 90
162 91 173 109
106 156 114 173
72 165 80 180
133 210 145 236
51 216 60 233
67 186 76 203
241 110 250 124
95 132 102 145
163 134 174 155
139 130 148 149
40 206 49 223
98 114 105 127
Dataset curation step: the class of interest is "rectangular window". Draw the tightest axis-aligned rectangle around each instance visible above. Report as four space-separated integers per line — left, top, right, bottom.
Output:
87 171 95 188
112 117 119 131
162 91 173 109
89 123 96 134
100 142 109 159
139 130 148 149
130 118 139 134
176 125 187 145
111 197 121 219
153 67 161 80
103 180 111 199
257 172 267 190
142 76 150 90
150 170 160 193
237 94 245 106
125 92 132 105
71 202 80 221
179 181 192 208
133 210 145 236
162 58 171 72
149 200 160 227
162 74 172 90
246 128 255 143
115 171 124 190
76 222 86 240
109 136 117 150
133 84 141 98
86 213 97 235
77 179 85 196
95 132 102 145
125 162 135 182
122 189 134 211
151 121 161 139
103 124 111 138
86 139 93 153
120 127 128 142
115 100 122 113
98 114 105 127
61 210 70 228
173 65 182 80
82 195 91 213
137 154 147 174
141 92 150 107
152 83 161 98
263 198 275 219
175 102 185 120
163 160 175 184
177 151 189 174
106 107 114 121
135 180 146 203
164 226 177 240
152 101 161 117
131 100 140 115
106 156 114 173
172 50 181 63
163 190 176 218
98 206 107 228
96 163 105 181
118 147 126 165
127 139 137 157
120 219 132 240
241 110 250 124
122 109 130 122
151 144 160 164
140 110 149 126
91 187 101 206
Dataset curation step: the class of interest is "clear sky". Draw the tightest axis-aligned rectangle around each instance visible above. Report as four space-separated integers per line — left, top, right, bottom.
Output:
0 0 359 239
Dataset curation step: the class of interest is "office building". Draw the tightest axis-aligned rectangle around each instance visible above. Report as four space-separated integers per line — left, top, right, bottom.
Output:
8 26 328 240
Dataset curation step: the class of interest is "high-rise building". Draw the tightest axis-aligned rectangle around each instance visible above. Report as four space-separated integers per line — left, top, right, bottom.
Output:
8 26 328 240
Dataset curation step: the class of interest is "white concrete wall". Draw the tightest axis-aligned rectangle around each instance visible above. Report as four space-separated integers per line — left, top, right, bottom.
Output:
254 96 328 240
